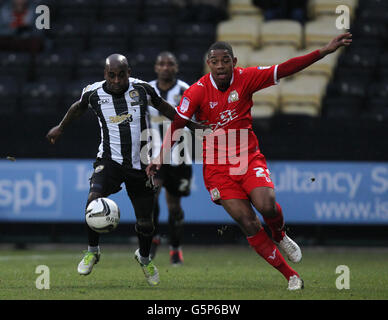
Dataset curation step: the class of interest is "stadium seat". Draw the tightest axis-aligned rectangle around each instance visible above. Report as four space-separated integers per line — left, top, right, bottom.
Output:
143 0 178 22
280 75 328 116
176 48 208 84
228 0 262 17
0 78 20 115
0 52 32 81
216 15 262 48
34 52 75 81
131 20 173 51
247 46 296 68
50 20 89 52
174 23 216 52
322 96 364 118
21 81 63 115
305 16 343 47
326 73 369 99
294 45 340 79
260 20 303 49
75 51 109 80
56 0 98 21
351 22 385 40
89 21 130 52
308 0 359 19
99 0 140 21
251 85 280 118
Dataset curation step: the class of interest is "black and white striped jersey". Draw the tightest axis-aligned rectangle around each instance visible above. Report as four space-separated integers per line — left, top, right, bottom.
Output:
79 78 152 170
148 79 191 165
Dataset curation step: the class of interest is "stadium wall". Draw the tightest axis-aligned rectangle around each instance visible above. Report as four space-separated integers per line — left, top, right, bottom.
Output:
0 159 387 247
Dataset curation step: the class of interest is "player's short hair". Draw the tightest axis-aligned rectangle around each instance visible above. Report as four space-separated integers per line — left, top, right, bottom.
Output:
207 41 234 59
155 51 178 65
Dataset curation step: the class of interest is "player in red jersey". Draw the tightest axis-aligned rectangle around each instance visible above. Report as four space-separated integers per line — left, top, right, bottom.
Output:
146 33 352 290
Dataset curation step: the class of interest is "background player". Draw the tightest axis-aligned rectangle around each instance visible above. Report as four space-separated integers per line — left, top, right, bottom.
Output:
46 54 203 286
147 33 352 290
148 52 191 265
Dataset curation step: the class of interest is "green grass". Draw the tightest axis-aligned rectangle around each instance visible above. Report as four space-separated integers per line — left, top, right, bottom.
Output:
1 245 388 300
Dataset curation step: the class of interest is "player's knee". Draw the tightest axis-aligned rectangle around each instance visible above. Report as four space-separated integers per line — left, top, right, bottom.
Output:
241 215 261 234
86 192 102 208
135 219 154 237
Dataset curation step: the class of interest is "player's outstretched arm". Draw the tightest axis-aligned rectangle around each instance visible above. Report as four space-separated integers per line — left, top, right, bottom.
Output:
133 82 209 131
46 100 87 144
319 32 352 57
277 32 352 79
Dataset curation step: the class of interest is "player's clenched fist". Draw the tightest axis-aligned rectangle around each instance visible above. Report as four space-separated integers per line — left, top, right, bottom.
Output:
46 125 63 144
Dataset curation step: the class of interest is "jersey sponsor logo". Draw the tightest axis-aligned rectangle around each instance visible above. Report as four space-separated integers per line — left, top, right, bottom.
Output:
197 81 204 87
209 101 218 109
94 165 104 173
227 90 239 103
109 112 133 124
98 98 110 105
210 188 220 201
210 109 238 130
258 66 271 70
179 97 190 113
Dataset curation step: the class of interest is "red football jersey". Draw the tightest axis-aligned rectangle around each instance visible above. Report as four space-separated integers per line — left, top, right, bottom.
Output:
176 65 279 165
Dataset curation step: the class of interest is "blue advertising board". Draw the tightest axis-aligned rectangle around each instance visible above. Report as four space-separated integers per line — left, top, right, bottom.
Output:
0 160 387 224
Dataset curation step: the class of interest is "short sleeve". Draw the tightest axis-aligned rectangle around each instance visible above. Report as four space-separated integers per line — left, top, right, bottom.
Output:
245 65 279 94
78 85 93 109
175 84 201 121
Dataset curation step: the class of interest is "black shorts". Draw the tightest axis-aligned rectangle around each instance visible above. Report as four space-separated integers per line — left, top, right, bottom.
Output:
89 158 156 199
155 164 192 197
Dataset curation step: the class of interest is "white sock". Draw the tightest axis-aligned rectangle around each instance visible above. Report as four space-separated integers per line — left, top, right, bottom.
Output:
88 245 100 253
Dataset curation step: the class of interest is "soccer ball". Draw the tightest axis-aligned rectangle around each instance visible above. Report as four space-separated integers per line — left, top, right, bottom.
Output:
85 198 120 233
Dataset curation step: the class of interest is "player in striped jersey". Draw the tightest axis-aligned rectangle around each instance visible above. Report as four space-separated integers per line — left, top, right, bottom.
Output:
46 54 203 286
148 52 191 265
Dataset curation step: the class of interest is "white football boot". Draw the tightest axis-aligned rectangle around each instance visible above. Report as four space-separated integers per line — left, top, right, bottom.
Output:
277 233 302 263
78 251 100 275
287 275 304 290
134 249 160 286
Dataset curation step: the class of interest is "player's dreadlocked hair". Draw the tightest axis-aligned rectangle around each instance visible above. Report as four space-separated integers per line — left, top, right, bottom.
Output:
207 41 234 59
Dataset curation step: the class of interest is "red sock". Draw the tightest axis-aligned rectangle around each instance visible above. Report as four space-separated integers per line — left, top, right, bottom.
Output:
263 202 285 242
247 228 298 280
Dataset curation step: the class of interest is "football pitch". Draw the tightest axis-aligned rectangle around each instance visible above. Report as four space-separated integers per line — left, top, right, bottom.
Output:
1 244 388 300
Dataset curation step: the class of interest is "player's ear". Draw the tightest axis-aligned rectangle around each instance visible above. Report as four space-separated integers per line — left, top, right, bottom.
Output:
233 57 237 67
127 67 131 77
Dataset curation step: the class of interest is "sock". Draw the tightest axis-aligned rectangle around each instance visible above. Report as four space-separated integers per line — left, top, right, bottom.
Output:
139 254 150 265
247 228 298 280
263 202 285 242
88 245 100 253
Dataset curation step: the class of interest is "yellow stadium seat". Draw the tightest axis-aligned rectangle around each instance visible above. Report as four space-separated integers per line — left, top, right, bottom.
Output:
305 16 344 47
216 15 262 48
228 0 262 17
279 75 328 116
261 19 303 49
251 84 280 117
308 0 359 19
280 104 321 116
251 104 277 118
232 44 253 68
248 45 296 67
293 45 341 79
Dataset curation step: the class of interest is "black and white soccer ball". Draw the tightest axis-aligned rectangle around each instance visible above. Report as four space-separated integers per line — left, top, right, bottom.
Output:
85 198 120 233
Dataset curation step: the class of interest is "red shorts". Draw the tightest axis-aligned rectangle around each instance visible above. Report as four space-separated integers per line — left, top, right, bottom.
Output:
203 152 274 204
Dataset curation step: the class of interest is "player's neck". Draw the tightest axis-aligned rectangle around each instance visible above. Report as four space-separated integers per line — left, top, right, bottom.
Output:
157 78 176 92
